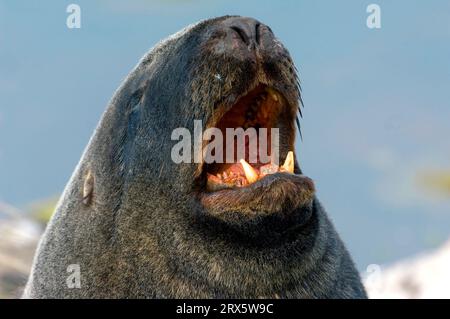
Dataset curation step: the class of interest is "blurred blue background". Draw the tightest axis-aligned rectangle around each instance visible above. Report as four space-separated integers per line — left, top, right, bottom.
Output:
1 0 450 272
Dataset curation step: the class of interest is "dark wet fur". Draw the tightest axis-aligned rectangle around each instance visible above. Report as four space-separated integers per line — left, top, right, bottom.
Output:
24 16 367 299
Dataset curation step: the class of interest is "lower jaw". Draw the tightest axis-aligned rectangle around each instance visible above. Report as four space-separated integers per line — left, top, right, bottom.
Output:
198 171 316 225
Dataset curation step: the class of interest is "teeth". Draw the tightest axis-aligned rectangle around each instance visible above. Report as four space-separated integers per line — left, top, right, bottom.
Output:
240 159 259 184
282 151 294 173
207 152 295 190
266 88 279 102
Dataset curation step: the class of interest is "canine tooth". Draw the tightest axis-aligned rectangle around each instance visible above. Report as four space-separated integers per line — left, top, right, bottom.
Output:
265 88 279 102
282 151 294 173
240 159 259 184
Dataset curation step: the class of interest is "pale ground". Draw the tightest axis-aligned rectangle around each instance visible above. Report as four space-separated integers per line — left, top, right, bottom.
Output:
0 218 41 298
364 238 450 299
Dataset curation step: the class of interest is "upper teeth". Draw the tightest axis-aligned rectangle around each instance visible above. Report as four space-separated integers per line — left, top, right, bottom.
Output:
266 87 279 102
240 159 259 184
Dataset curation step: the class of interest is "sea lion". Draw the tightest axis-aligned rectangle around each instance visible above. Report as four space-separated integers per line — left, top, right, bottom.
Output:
24 16 367 298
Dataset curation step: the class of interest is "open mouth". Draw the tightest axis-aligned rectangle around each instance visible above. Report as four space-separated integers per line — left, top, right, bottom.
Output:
197 84 315 223
203 84 296 192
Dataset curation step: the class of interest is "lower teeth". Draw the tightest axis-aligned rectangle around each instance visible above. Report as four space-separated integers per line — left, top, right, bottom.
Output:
207 151 295 190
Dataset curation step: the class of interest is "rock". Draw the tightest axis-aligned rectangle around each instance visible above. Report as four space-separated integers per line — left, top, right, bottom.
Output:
0 218 42 298
364 238 450 299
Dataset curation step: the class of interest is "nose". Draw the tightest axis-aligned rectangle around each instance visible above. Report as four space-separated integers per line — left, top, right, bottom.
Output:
224 17 264 48
230 18 260 46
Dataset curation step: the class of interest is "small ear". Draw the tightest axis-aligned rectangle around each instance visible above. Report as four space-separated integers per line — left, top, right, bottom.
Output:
82 169 94 205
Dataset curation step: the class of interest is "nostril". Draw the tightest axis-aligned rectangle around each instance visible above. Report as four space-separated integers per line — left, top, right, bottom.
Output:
230 26 250 45
255 23 261 45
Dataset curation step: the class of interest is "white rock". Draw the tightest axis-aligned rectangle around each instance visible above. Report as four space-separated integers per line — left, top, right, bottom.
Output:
364 238 450 299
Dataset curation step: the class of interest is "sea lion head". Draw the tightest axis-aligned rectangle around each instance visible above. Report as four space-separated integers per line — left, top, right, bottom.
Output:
24 16 368 299
86 15 315 238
